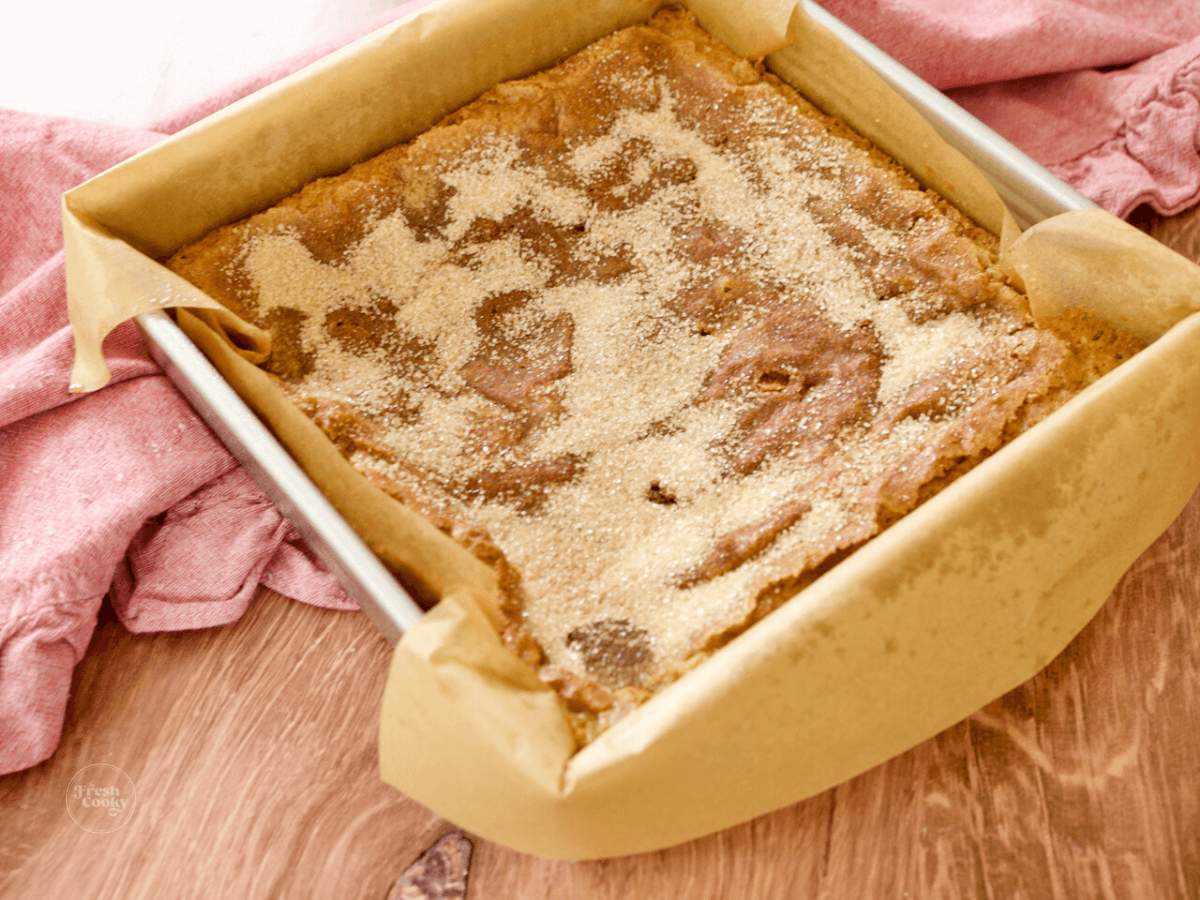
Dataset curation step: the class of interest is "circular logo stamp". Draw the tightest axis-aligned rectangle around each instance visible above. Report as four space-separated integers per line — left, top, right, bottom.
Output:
65 765 136 833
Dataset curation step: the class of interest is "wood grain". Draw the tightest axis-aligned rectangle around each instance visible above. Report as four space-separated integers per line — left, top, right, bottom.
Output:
468 481 1200 899
0 593 447 900
2 208 1199 898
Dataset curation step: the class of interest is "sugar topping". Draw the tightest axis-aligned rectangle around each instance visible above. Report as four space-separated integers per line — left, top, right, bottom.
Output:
232 23 1046 699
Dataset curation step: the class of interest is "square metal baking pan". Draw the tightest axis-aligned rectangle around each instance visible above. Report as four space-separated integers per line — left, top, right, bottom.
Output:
135 0 1097 646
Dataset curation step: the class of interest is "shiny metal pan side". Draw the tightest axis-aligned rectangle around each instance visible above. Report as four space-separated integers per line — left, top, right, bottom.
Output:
137 310 423 644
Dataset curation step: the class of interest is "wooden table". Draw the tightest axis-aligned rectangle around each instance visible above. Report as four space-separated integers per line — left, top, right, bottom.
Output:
4 5 1200 896
2 210 1198 898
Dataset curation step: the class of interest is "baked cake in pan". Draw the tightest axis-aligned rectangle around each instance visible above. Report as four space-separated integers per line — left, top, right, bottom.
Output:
166 6 1140 743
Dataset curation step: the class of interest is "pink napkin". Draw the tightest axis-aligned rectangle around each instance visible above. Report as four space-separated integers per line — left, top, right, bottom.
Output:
0 116 359 776
2 0 1198 777
822 0 1200 216
0 1 433 776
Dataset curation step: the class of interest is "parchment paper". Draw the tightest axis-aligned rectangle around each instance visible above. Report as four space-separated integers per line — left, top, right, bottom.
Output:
64 0 1200 859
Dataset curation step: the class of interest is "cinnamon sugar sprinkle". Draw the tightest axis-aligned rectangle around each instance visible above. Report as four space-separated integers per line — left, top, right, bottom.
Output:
219 19 1079 715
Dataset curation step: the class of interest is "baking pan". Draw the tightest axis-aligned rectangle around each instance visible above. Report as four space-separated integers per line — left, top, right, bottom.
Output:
135 0 1096 646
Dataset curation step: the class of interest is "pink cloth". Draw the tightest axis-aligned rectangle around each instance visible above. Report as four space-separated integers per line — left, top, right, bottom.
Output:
1 0 1198 776
0 1 434 776
822 0 1200 216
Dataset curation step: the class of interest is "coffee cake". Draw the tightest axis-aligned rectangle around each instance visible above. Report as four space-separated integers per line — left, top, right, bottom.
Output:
166 6 1140 743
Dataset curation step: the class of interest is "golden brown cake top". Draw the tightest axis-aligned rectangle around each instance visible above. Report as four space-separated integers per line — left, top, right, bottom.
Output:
167 7 1139 736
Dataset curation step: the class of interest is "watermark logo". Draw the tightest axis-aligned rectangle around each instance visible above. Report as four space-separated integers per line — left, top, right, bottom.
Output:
65 765 136 833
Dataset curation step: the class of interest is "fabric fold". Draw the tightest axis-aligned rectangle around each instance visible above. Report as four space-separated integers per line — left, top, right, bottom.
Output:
1050 42 1200 216
951 35 1200 216
0 593 104 779
820 0 1200 216
109 468 357 634
818 0 1200 91
0 119 358 775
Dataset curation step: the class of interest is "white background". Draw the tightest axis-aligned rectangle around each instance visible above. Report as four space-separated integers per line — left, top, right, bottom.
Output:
0 0 408 127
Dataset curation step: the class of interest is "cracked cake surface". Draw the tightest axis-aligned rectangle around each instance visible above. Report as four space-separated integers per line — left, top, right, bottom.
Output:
166 6 1141 744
